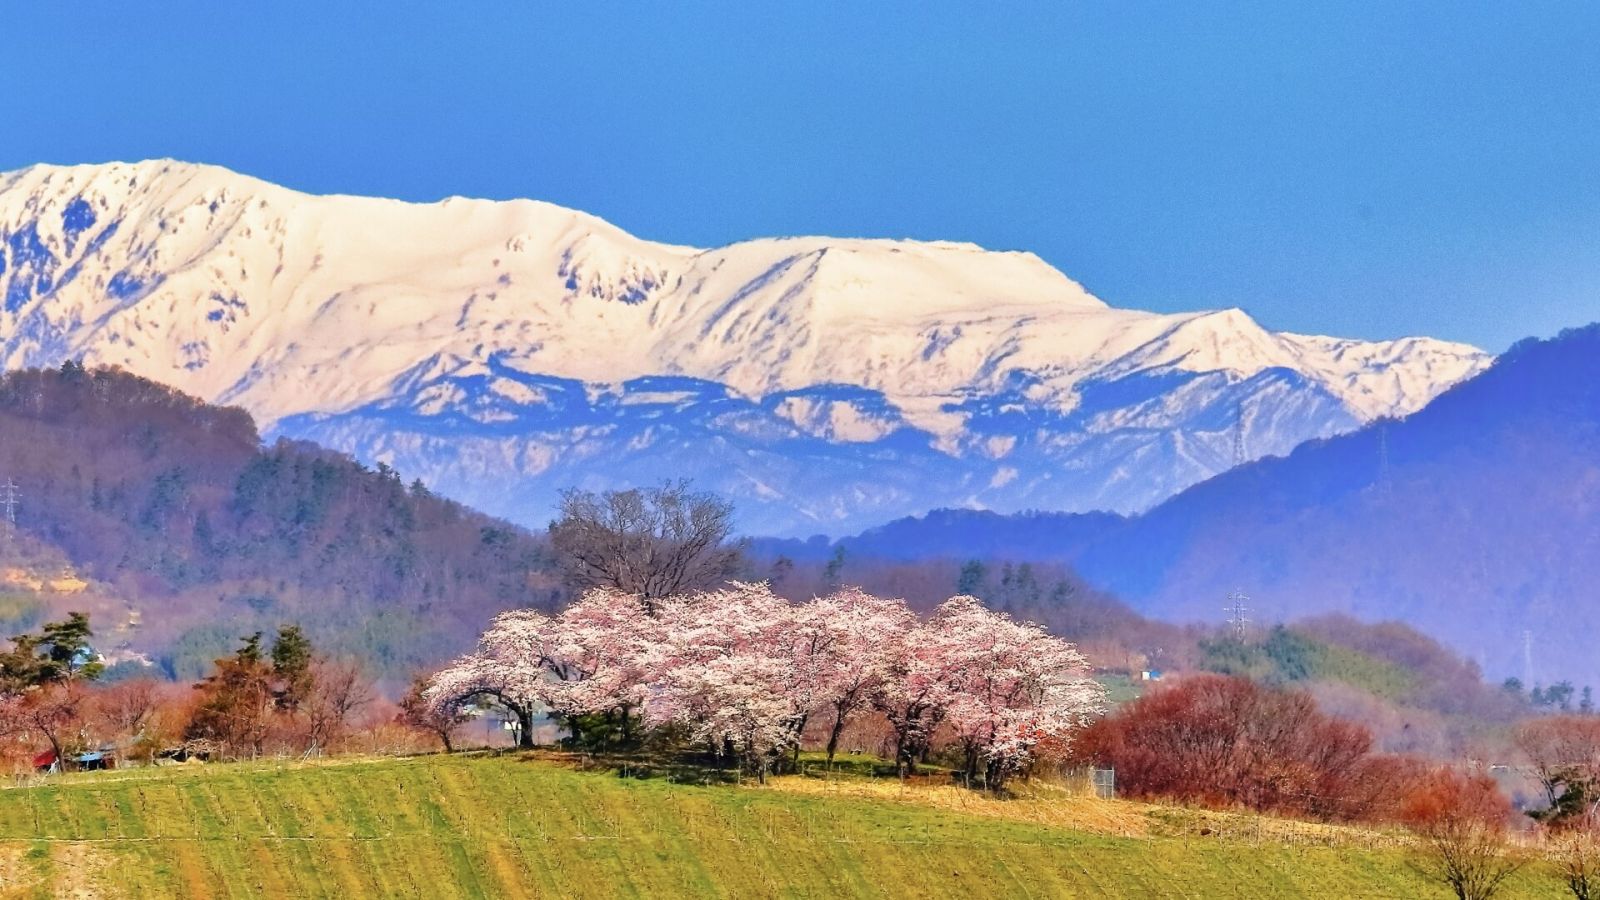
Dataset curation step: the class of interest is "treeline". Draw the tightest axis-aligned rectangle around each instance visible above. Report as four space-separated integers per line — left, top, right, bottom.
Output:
0 363 561 680
0 612 403 771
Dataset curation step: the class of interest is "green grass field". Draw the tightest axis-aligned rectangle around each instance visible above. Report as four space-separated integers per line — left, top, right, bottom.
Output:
0 752 1564 899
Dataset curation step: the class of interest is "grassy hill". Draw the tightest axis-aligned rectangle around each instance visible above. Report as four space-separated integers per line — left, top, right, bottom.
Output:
0 753 1564 899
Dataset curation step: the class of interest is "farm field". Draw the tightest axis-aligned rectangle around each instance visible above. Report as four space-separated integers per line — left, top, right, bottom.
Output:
0 752 1561 899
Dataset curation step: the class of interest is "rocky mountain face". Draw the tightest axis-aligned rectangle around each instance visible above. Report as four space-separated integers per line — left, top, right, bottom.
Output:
0 161 1488 534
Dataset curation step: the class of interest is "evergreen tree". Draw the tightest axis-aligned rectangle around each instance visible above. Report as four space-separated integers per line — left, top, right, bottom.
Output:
957 560 987 596
270 625 315 712
822 546 847 587
186 633 274 757
0 612 103 689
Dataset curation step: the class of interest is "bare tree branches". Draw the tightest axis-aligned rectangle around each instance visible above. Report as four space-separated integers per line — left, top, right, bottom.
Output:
549 481 745 608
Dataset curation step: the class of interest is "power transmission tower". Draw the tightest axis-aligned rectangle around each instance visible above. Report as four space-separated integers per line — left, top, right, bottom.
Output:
1233 401 1247 468
1225 591 1250 641
1377 422 1392 495
0 478 17 544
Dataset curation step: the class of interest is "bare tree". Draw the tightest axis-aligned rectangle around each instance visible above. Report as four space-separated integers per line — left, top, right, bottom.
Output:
94 678 164 763
548 481 745 609
1516 716 1600 824
0 684 86 769
1400 768 1523 900
1553 815 1600 900
302 660 375 754
400 675 468 752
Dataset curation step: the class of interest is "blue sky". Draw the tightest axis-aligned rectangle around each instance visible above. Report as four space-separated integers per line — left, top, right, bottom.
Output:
7 2 1599 350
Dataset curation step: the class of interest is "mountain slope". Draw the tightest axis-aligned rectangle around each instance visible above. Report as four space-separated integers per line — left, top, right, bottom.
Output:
800 325 1600 685
1074 324 1600 685
0 160 1488 533
0 363 558 681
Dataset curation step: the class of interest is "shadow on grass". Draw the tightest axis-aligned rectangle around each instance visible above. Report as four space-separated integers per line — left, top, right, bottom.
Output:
503 748 742 786
497 746 973 791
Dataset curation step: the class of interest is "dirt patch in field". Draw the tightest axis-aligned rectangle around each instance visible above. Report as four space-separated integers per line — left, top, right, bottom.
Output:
0 845 42 899
49 842 119 900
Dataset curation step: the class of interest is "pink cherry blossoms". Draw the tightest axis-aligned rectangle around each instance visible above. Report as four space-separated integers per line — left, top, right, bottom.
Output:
425 583 1103 786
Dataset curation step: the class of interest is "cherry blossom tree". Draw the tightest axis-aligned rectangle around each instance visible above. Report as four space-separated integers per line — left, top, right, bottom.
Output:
874 609 965 777
875 596 1102 784
534 587 660 744
932 596 1103 790
795 588 916 766
425 606 555 748
424 649 542 749
645 583 804 781
425 589 659 748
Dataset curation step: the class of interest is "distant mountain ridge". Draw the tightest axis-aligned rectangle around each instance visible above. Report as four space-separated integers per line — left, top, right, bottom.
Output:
0 160 1488 534
778 325 1600 685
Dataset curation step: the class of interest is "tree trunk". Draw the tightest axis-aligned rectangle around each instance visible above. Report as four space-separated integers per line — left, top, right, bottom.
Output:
45 732 64 773
515 706 536 749
986 760 1007 794
825 707 847 767
789 713 808 772
894 729 911 779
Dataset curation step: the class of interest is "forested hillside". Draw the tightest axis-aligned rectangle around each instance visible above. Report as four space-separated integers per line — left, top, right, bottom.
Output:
0 363 560 681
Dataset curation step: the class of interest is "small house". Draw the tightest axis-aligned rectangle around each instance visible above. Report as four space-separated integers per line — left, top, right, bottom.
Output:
74 750 113 772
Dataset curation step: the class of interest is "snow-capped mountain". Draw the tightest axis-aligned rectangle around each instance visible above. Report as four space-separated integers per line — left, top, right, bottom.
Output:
0 160 1490 534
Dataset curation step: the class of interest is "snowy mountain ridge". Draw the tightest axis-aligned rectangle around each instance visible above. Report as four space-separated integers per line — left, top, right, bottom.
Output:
0 160 1490 534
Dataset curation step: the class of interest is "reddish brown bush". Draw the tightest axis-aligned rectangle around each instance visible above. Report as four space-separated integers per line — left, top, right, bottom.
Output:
1075 673 1421 821
1397 767 1520 900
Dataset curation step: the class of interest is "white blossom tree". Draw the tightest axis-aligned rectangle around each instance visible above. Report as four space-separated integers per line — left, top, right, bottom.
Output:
424 648 543 748
531 587 659 743
874 612 964 777
932 596 1104 789
646 582 804 780
795 588 916 766
425 589 659 748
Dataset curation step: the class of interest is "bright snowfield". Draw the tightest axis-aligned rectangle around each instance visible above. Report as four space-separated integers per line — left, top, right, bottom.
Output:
0 161 1490 534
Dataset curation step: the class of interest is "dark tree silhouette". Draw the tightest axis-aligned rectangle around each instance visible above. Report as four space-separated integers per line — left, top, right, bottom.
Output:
548 481 744 608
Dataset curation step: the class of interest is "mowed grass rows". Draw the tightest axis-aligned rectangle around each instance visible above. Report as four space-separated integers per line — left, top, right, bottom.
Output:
0 754 1563 899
